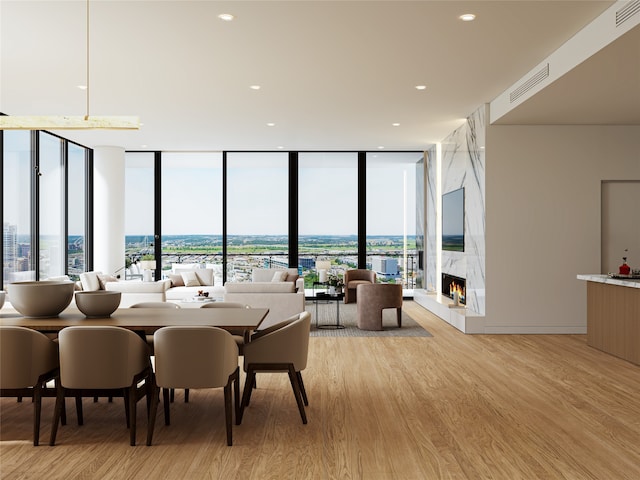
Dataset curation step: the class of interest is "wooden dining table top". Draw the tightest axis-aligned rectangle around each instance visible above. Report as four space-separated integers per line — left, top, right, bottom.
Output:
0 306 269 334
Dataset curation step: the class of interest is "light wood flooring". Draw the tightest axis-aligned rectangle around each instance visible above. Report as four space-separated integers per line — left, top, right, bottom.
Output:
2 301 640 480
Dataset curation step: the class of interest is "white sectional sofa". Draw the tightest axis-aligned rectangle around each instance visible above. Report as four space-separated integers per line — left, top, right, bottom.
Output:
223 268 305 328
78 271 170 307
164 266 224 302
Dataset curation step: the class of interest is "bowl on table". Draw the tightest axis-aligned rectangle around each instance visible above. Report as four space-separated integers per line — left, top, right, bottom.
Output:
74 291 122 318
8 281 75 318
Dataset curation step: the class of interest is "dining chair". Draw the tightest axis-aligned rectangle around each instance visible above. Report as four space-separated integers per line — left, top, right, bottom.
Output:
0 326 61 446
238 311 311 425
200 302 250 351
343 269 376 304
147 326 240 446
129 301 185 401
49 326 154 446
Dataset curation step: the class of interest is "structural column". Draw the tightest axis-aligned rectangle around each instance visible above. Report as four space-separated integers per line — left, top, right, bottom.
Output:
93 146 125 276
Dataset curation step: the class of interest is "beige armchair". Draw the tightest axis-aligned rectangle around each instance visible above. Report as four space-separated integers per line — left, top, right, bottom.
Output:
344 269 377 304
355 284 403 331
49 326 153 446
0 326 61 446
238 311 311 425
148 326 240 446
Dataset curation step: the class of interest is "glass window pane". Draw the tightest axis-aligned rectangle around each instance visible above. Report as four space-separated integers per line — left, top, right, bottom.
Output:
161 152 222 283
39 133 64 279
124 152 155 279
366 152 420 292
67 143 86 280
298 152 358 288
226 152 288 282
3 131 34 284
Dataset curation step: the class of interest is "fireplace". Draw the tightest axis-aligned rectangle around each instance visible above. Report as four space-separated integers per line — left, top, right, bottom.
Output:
442 273 466 305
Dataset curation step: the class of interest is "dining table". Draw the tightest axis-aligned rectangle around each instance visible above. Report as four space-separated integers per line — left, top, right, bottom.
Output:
0 306 269 340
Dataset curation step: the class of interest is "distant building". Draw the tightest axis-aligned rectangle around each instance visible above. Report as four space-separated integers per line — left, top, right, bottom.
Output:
372 257 398 276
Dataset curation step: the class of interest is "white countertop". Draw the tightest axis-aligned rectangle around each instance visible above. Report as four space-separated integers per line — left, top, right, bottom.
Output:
577 274 640 289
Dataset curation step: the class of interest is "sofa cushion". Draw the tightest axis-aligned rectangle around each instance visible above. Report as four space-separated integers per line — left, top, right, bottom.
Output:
181 271 201 287
194 269 214 286
252 268 298 283
79 271 102 291
285 273 299 284
225 282 295 294
271 271 287 282
97 274 118 290
167 273 185 287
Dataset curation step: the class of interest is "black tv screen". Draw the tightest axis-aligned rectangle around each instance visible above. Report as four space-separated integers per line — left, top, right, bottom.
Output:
442 188 464 252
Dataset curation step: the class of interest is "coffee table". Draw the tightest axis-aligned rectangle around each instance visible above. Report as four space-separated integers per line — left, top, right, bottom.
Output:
312 292 345 329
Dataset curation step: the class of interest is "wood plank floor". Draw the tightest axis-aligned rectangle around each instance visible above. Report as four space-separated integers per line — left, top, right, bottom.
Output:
2 301 640 480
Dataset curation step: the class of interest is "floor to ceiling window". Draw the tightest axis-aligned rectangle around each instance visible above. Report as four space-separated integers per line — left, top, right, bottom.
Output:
38 133 65 279
298 152 358 287
226 152 289 282
161 152 223 283
366 152 419 291
124 152 155 279
2 131 33 284
67 143 87 279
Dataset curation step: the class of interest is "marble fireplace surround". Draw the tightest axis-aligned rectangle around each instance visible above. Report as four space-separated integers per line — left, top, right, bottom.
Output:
416 105 486 333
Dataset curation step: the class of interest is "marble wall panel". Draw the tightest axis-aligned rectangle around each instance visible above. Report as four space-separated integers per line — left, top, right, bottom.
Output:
440 107 486 314
426 146 438 292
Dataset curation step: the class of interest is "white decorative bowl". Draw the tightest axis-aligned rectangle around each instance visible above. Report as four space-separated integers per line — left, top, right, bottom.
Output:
75 291 122 318
8 281 75 318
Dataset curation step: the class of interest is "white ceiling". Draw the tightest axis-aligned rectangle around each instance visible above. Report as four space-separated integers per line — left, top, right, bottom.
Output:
2 0 636 152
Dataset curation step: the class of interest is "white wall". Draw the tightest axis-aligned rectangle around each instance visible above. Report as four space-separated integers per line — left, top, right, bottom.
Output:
485 125 640 333
93 146 125 276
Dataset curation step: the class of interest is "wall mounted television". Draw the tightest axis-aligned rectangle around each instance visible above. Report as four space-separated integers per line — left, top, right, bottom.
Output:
442 187 464 252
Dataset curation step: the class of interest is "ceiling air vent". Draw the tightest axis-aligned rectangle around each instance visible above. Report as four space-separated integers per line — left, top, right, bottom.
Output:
509 63 550 103
616 0 640 27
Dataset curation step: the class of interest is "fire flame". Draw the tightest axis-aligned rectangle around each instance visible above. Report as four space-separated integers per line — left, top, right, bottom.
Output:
449 281 465 303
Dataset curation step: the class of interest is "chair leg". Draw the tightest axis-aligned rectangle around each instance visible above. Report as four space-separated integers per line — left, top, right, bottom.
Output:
287 365 307 424
147 384 159 446
75 396 84 426
238 368 256 424
223 380 233 446
170 388 175 403
296 371 309 406
128 386 137 446
397 307 402 328
232 368 240 424
162 388 171 426
33 382 43 446
184 389 189 403
49 385 66 445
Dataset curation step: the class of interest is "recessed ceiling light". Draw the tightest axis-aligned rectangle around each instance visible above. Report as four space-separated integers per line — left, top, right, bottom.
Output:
141 144 148 148
415 85 427 90
378 146 385 150
266 123 275 127
392 123 400 127
250 85 261 90
77 85 87 90
218 13 234 21
459 14 476 22
277 146 284 149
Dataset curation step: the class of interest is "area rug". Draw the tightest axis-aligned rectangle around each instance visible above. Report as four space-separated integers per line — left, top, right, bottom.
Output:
306 301 432 337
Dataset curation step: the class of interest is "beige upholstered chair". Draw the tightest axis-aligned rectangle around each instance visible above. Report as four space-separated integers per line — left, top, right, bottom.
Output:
130 302 180 309
238 311 311 425
148 326 240 446
129 301 184 401
0 326 60 446
344 269 377 304
355 284 403 331
49 326 153 446
200 301 250 351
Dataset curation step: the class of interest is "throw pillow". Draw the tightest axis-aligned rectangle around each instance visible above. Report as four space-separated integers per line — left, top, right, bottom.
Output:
97 274 118 290
285 273 299 284
167 273 185 287
181 271 201 287
271 271 286 282
80 271 101 291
